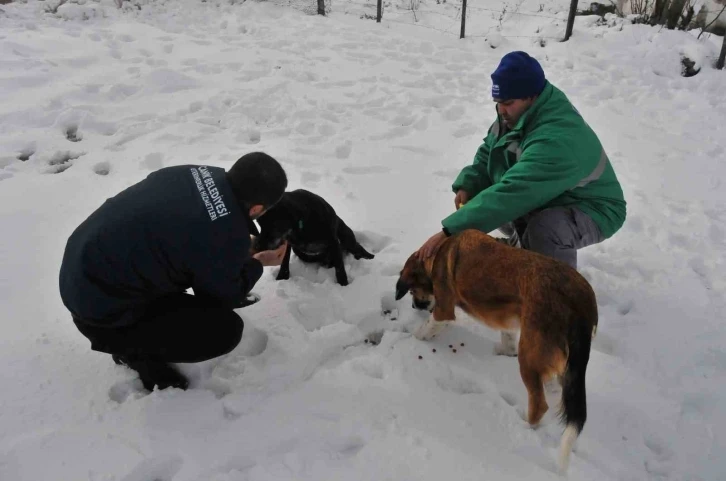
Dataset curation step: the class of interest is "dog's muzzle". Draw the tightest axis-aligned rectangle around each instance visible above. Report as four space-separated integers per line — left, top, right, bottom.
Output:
412 298 434 312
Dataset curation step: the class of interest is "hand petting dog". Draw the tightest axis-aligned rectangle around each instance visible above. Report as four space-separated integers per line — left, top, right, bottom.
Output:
417 189 470 260
252 242 288 266
417 231 447 260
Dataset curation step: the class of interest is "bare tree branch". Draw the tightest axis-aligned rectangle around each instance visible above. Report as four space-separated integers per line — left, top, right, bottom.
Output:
698 3 726 39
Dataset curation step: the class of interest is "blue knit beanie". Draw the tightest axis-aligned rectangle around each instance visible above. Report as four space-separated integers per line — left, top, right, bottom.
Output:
491 51 546 101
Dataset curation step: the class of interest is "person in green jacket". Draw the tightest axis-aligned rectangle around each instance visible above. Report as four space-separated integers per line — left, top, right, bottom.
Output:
418 51 626 269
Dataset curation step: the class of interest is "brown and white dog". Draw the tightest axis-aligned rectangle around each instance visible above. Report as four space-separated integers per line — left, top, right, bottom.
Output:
395 229 598 473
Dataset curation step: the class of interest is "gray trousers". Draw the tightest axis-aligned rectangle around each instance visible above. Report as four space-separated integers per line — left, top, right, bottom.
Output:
502 207 604 269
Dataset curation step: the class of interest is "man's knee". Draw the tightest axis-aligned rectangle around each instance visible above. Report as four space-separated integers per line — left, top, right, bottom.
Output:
522 208 574 251
217 312 244 357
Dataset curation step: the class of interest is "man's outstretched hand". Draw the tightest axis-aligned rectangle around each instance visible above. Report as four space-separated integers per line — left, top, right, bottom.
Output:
454 189 470 210
253 242 288 267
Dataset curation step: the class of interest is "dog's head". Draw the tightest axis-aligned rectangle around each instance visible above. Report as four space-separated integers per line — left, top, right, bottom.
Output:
395 252 435 312
251 202 295 253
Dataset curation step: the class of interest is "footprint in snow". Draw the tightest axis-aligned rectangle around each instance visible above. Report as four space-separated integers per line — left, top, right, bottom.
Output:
617 299 634 316
17 145 35 162
93 161 111 176
65 124 82 142
45 151 83 174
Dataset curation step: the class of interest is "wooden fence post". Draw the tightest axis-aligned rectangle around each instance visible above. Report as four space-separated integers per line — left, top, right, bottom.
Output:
718 33 726 70
564 0 578 41
377 0 382 22
460 0 467 38
318 0 325 15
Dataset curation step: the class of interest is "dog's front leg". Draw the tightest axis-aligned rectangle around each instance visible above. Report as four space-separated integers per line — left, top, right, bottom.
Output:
329 238 349 286
494 330 519 356
276 243 293 281
414 302 454 341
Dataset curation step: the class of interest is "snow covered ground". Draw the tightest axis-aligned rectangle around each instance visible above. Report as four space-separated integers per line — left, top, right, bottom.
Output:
0 1 725 480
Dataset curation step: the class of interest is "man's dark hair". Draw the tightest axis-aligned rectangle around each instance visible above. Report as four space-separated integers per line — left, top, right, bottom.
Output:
226 152 287 208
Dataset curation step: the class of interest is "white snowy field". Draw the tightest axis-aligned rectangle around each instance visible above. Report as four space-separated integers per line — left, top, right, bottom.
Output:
0 1 725 480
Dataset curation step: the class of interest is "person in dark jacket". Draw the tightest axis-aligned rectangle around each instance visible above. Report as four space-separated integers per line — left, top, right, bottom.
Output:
59 152 288 391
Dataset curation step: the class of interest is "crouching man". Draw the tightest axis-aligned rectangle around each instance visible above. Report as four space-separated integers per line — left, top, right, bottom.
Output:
59 152 288 391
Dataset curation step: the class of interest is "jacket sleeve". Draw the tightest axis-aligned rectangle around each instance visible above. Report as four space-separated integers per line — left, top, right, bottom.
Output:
451 141 493 196
442 138 585 235
191 254 263 308
451 136 494 197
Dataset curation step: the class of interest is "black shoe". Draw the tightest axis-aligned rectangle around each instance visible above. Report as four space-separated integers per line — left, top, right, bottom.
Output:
112 354 189 391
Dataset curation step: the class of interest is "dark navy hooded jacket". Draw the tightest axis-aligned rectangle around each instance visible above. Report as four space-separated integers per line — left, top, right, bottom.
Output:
59 165 263 326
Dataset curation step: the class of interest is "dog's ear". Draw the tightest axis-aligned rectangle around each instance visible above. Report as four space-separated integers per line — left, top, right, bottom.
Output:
395 277 410 301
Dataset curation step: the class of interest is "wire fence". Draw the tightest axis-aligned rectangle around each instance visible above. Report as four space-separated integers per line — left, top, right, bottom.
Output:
346 0 574 41
271 0 723 67
272 0 582 42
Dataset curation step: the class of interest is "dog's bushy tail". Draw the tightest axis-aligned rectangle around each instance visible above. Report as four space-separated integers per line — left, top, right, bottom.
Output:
557 317 593 473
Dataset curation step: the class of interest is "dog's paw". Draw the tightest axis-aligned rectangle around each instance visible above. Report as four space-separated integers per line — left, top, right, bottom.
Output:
413 318 451 341
276 271 290 281
413 324 436 341
335 272 349 286
353 247 375 260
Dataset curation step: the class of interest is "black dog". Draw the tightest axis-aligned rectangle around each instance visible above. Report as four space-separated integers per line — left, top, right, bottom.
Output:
252 189 375 286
